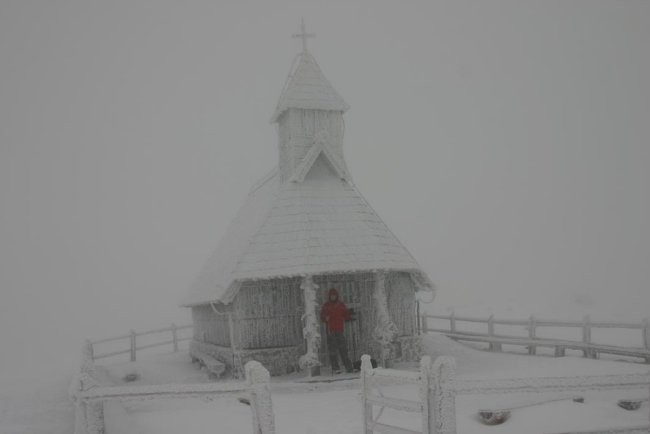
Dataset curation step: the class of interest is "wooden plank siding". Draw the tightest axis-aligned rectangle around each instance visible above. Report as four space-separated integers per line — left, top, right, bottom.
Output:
192 272 418 367
233 277 304 349
387 272 417 337
191 305 231 347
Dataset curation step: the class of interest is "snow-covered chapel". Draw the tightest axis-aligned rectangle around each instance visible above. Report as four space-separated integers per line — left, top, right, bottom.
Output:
182 23 434 376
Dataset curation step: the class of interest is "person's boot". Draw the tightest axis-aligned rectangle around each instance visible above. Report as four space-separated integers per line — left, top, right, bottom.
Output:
330 356 341 374
342 355 354 373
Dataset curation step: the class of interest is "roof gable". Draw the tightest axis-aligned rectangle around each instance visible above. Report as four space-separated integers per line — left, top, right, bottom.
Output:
290 140 349 183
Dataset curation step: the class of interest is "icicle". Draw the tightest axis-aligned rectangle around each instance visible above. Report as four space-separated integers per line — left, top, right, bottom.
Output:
298 275 321 372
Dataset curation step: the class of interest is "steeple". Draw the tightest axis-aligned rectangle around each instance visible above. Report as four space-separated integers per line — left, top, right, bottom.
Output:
273 21 350 183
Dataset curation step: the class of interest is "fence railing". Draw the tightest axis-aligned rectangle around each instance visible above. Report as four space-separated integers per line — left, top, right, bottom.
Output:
360 353 456 434
422 313 650 363
70 340 275 434
89 324 193 362
361 353 650 434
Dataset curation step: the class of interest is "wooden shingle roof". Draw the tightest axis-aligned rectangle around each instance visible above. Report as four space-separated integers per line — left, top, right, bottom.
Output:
181 157 432 307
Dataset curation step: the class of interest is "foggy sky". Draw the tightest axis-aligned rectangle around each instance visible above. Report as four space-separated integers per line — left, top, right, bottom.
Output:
1 1 649 375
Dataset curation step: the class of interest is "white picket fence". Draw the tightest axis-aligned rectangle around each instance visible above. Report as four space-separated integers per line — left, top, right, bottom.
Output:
421 313 650 363
89 324 193 362
69 341 275 434
360 353 650 434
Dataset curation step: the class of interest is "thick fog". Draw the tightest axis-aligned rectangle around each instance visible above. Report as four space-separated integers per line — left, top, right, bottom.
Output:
1 1 649 376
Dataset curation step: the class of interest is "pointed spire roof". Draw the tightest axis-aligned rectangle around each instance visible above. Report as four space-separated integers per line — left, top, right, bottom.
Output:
271 51 349 122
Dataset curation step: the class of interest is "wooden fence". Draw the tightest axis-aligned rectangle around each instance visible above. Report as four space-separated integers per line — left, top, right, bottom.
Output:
89 324 193 362
361 353 650 434
70 340 275 434
421 313 650 363
361 354 456 434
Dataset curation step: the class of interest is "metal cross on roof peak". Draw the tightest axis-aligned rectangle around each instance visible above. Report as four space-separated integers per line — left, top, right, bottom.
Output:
292 18 315 52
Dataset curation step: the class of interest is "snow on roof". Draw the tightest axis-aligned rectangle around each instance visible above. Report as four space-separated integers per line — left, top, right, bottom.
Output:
181 171 279 307
181 156 433 307
270 51 349 123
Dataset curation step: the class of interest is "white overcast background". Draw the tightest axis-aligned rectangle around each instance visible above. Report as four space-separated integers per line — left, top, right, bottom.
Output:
1 1 649 375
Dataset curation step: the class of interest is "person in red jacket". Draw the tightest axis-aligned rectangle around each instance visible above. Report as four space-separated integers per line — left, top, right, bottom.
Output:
320 288 354 374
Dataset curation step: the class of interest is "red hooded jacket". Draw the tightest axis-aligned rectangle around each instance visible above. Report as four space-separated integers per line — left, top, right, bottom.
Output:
320 288 352 333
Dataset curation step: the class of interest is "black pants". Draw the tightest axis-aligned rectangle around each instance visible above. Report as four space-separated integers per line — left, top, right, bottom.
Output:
327 331 353 372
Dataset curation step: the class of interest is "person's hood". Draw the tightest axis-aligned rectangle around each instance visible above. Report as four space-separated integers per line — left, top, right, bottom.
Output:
328 288 339 301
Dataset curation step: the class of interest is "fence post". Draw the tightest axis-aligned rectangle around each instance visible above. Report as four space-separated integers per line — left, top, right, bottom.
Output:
528 315 537 355
421 314 429 334
74 342 103 434
85 400 104 434
361 355 373 434
228 313 243 378
130 330 136 362
420 355 432 434
245 361 275 434
77 373 104 434
488 315 501 352
582 315 594 358
450 311 456 333
430 356 457 434
171 324 179 353
643 318 650 363
82 340 95 367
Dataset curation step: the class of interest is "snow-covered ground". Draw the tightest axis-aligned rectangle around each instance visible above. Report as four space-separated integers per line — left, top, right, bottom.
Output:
2 295 648 434
104 335 648 434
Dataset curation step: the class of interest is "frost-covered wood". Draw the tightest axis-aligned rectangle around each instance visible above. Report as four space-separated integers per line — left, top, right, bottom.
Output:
192 305 231 346
71 341 105 434
234 278 304 350
90 324 193 362
361 354 457 434
387 272 417 337
298 275 321 375
73 342 277 434
423 313 650 364
430 357 456 434
455 373 650 395
246 361 276 434
373 271 399 366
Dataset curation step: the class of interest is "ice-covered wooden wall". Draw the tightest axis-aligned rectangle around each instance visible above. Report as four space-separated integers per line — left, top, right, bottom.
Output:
233 278 304 349
191 271 417 363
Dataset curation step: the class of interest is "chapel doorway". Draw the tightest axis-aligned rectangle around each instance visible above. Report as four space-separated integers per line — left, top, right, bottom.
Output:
314 273 376 367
